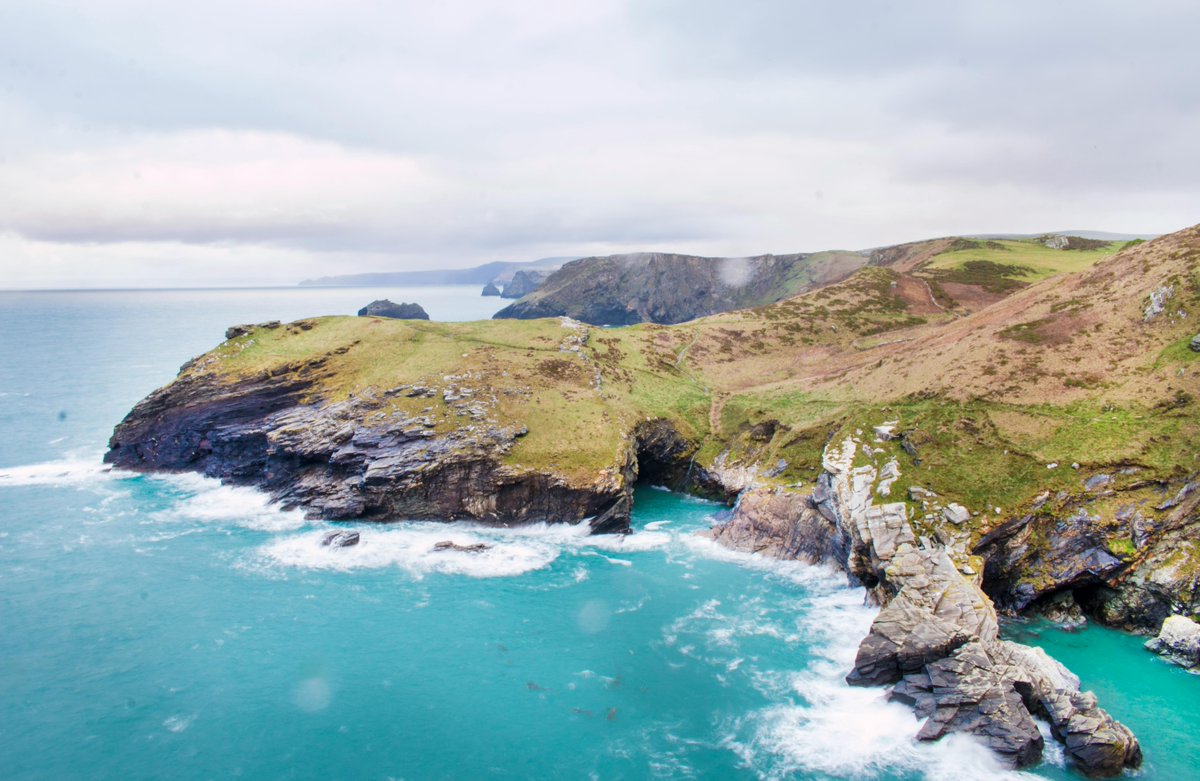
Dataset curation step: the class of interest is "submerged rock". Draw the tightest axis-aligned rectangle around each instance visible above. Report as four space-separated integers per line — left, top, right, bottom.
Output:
322 530 360 547
1145 615 1200 668
432 540 490 553
357 300 430 320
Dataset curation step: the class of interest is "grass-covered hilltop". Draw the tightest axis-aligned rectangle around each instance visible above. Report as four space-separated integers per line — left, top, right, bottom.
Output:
107 224 1198 776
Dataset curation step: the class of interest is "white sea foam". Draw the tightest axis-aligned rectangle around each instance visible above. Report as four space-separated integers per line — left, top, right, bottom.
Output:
682 534 849 590
722 577 1043 781
259 527 562 579
163 714 196 733
148 473 306 532
0 457 118 487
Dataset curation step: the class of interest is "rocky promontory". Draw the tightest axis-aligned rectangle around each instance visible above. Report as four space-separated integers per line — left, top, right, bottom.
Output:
357 300 429 319
706 430 1142 776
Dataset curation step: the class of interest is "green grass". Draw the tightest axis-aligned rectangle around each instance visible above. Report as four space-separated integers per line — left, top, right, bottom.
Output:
923 238 1123 282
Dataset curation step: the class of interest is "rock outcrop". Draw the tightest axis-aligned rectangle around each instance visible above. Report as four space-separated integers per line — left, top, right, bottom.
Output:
357 300 429 319
322 530 360 547
104 365 633 529
481 282 501 297
493 251 866 326
706 432 1141 776
1145 614 1200 669
500 270 550 299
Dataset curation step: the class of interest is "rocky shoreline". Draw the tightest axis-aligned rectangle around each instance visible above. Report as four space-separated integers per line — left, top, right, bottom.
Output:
706 431 1142 775
106 357 1145 774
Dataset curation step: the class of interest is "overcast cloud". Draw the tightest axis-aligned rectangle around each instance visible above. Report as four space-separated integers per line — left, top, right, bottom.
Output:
1 0 1197 287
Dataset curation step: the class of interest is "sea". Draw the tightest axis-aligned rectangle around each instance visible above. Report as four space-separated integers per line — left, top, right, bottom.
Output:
0 286 1195 780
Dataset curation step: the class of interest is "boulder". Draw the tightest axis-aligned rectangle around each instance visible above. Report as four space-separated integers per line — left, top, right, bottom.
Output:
1145 614 1200 668
481 282 501 297
1190 333 1200 352
942 503 970 525
322 530 360 547
357 300 430 320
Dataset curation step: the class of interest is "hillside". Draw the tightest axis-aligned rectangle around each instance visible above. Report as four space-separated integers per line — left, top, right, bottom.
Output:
493 250 868 325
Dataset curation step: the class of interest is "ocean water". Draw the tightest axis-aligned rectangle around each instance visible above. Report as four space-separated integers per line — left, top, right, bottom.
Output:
0 287 1195 780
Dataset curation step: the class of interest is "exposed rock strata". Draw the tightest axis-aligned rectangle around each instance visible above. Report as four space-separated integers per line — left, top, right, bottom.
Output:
707 433 1141 776
976 476 1200 633
105 368 634 530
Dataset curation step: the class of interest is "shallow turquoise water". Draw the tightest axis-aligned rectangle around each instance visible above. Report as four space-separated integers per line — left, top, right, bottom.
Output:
1 288 1195 779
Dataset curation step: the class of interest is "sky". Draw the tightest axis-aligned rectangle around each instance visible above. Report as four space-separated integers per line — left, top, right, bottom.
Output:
1 0 1198 288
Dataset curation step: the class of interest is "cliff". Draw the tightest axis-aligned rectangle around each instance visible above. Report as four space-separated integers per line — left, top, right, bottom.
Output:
106 222 1200 774
493 250 868 325
706 431 1141 775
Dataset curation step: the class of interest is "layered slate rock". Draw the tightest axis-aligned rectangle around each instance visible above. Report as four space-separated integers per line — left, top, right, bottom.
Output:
706 432 1141 776
104 353 632 529
357 300 429 319
703 485 849 565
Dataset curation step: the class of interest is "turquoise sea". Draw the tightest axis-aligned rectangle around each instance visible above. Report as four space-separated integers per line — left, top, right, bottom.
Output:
1 287 1196 780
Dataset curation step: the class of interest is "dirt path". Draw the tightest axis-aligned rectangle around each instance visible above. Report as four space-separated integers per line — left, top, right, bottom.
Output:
709 393 728 436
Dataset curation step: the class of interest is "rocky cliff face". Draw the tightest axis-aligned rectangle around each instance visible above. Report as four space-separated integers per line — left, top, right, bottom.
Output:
105 332 705 533
706 431 1142 777
493 251 866 325
500 270 550 299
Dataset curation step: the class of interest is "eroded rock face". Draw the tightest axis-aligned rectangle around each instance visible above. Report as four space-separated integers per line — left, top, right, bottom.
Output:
704 433 1141 776
104 369 630 529
702 485 849 565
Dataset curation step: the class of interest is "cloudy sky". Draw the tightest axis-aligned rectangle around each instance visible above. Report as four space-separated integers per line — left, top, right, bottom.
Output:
1 0 1197 288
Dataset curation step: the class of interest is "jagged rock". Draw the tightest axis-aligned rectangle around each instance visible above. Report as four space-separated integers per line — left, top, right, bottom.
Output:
710 433 1142 775
942 503 970 525
357 300 429 320
104 369 636 528
873 422 898 441
481 282 501 297
876 459 900 496
1190 333 1200 352
1084 474 1113 491
322 530 360 547
225 321 281 340
1143 284 1174 322
909 485 936 501
703 485 849 566
432 540 490 553
1145 615 1200 668
1036 590 1087 629
500 270 550 299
